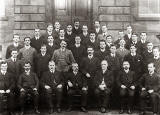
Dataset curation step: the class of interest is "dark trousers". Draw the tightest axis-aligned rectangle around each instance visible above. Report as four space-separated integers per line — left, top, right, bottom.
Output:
20 88 39 109
0 92 14 112
45 87 63 108
94 88 111 108
119 88 135 109
140 90 159 113
67 88 88 107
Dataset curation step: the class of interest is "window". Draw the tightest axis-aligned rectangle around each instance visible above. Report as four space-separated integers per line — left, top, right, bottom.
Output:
0 0 5 17
138 0 160 19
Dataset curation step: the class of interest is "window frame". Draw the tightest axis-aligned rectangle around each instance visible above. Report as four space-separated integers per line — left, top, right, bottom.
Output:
0 0 8 21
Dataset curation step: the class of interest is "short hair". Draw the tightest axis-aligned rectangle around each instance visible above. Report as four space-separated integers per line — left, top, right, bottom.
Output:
100 40 106 43
110 44 116 48
13 34 20 38
106 35 112 38
153 46 159 51
148 62 155 67
123 60 130 64
101 60 108 65
47 23 53 27
1 60 7 65
41 44 47 48
24 60 31 66
49 60 55 64
11 48 18 52
74 18 80 22
24 37 31 41
89 30 96 34
140 32 147 35
75 35 81 39
87 46 94 50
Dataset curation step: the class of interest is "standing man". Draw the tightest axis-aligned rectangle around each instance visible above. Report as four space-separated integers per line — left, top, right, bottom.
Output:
18 61 40 115
53 21 61 39
117 61 136 114
72 18 82 35
52 40 75 72
94 60 113 113
66 63 88 112
139 62 160 115
6 34 23 59
97 24 108 43
41 60 64 113
93 20 102 38
80 25 90 46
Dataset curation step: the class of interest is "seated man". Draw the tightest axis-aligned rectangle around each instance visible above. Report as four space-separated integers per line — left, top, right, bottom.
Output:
18 61 40 115
139 62 160 115
94 60 113 113
41 60 63 113
0 61 14 115
66 63 88 112
117 61 136 114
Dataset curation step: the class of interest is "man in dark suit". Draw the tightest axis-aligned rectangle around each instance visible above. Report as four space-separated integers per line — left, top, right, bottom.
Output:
117 61 136 114
41 60 64 113
65 24 75 49
94 40 109 62
93 20 102 38
18 61 40 115
0 61 15 115
80 46 100 96
70 36 86 67
80 25 90 46
97 24 108 43
30 28 47 53
6 34 23 59
139 62 160 115
72 18 82 35
43 23 54 41
124 25 133 49
66 63 88 112
35 44 51 78
53 21 61 39
94 60 113 113
128 34 138 50
105 35 114 53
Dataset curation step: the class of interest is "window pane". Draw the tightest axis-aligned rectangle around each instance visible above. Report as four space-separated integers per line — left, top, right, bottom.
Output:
139 0 148 14
56 0 66 10
148 0 159 14
0 0 5 17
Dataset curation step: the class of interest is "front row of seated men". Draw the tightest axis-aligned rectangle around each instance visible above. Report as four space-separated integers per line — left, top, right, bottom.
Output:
0 59 160 115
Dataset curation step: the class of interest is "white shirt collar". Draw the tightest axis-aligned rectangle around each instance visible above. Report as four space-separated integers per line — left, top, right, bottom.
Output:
59 36 65 40
25 45 31 49
111 53 116 57
100 48 105 52
124 69 129 73
154 56 159 59
75 43 80 48
48 42 53 47
88 54 93 59
11 57 16 62
131 52 136 56
1 70 6 75
41 52 46 56
13 42 19 47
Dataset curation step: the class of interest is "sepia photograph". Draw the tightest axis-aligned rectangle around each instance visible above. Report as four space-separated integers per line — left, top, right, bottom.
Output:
0 0 160 115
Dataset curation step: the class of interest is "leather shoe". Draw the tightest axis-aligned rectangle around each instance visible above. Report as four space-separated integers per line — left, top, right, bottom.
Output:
119 109 124 114
127 109 132 114
81 107 87 112
100 107 106 113
49 108 54 114
57 108 61 113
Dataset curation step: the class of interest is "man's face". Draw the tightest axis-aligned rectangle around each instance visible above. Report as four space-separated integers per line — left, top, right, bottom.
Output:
123 61 130 70
47 36 54 43
102 25 107 33
130 46 136 53
140 33 147 41
153 48 160 57
47 25 53 31
13 35 20 43
48 61 55 70
100 41 106 49
94 21 100 28
24 63 31 72
90 33 96 41
101 61 108 70
24 38 31 46
60 41 67 48
40 46 47 54
127 26 132 33
87 47 94 55
148 63 155 73
106 36 112 43
67 25 72 32
75 36 81 44
110 46 116 54
11 51 18 58
34 29 40 37
1 63 7 72
147 43 153 51
132 35 138 42
54 22 60 29
72 64 79 72
74 21 80 27
59 30 65 37
82 26 88 32
119 40 126 47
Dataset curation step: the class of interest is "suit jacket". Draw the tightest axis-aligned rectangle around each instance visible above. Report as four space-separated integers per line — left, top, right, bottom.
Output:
67 71 87 89
94 70 113 89
149 58 160 74
65 32 76 49
18 71 39 89
97 33 107 44
81 56 100 76
0 72 14 90
86 40 99 51
51 48 75 72
6 44 23 59
117 70 136 88
136 41 148 54
80 33 90 47
94 49 109 62
72 26 82 35
6 58 22 81
30 36 47 53
116 48 130 64
46 43 58 56
41 70 63 89
124 34 132 49
105 54 121 71
140 72 160 92
52 29 60 39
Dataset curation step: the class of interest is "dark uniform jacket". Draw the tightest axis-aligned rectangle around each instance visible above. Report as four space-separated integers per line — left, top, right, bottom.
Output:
72 26 82 35
18 72 39 89
95 49 109 62
65 32 76 49
94 70 113 89
117 70 136 88
41 70 63 89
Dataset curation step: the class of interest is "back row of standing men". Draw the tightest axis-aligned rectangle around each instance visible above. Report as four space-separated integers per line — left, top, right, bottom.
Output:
1 18 160 115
